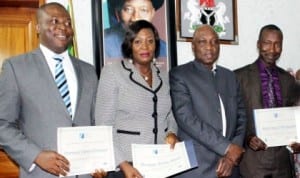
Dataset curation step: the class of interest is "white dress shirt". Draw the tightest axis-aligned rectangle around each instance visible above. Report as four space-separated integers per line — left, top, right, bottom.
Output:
212 64 227 137
40 44 78 118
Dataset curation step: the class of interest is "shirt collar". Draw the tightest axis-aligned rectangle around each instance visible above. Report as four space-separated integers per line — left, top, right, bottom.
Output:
212 63 217 73
194 59 217 72
40 44 69 60
257 58 276 71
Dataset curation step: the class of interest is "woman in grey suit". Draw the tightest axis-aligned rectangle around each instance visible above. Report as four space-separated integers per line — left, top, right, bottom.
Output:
95 20 178 178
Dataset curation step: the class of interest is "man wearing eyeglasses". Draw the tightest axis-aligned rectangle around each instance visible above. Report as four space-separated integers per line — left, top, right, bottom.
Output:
104 0 167 60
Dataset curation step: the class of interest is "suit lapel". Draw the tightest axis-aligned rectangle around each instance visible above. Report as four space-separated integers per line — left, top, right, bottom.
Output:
33 49 64 100
122 60 144 84
247 63 263 108
70 56 81 121
122 60 162 92
150 65 162 91
277 67 291 105
34 49 74 120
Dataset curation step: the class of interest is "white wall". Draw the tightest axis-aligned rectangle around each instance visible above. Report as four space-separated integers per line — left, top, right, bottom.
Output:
177 0 300 72
49 0 300 73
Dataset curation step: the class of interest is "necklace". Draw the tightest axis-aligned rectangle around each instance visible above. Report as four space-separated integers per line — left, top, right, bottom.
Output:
140 69 152 81
143 76 149 81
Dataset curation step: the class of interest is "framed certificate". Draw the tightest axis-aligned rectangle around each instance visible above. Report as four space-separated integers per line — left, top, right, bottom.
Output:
254 106 300 147
57 126 115 176
132 140 198 178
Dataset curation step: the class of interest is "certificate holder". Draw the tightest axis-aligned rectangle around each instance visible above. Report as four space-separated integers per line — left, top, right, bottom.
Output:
57 126 115 177
132 140 198 178
254 106 300 147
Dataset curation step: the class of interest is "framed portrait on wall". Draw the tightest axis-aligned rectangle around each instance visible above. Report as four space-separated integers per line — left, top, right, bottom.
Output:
175 0 238 44
92 0 177 76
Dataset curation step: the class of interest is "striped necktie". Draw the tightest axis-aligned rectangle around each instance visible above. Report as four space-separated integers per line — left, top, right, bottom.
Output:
53 56 72 117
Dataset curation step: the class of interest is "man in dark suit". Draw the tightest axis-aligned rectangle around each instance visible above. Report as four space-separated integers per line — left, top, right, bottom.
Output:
0 3 98 178
235 24 295 178
170 25 246 178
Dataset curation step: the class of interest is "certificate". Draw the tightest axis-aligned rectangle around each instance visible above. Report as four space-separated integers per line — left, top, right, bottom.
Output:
132 140 198 178
254 106 300 147
57 126 115 177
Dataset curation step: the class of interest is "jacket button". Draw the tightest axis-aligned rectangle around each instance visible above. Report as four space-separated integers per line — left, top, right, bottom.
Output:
153 128 158 134
152 112 157 118
152 96 157 102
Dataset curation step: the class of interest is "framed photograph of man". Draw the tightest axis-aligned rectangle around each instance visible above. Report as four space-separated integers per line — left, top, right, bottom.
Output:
92 0 175 76
175 0 238 44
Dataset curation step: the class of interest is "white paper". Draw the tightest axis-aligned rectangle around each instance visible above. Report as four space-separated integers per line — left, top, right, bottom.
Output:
132 141 198 178
254 106 300 147
57 126 115 177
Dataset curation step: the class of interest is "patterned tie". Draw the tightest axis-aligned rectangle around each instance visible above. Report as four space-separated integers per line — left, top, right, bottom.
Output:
266 68 276 107
53 56 72 117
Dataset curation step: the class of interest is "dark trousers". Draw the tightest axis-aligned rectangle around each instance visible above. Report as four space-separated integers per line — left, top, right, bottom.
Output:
106 171 125 178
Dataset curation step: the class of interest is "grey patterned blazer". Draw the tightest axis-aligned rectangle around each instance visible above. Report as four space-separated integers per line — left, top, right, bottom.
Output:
0 48 98 178
95 60 177 166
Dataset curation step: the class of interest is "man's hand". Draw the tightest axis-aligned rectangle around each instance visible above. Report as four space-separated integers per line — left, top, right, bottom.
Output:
34 150 69 176
248 136 267 151
119 161 142 178
216 157 234 178
225 144 245 165
290 142 300 153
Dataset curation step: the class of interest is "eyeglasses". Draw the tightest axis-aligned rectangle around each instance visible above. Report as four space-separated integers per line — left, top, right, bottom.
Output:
122 5 152 18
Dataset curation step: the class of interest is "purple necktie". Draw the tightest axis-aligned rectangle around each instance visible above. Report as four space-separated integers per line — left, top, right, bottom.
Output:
266 68 276 107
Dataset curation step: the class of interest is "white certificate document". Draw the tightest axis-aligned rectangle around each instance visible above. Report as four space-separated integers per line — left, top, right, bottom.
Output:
132 140 198 178
57 126 115 177
254 106 300 147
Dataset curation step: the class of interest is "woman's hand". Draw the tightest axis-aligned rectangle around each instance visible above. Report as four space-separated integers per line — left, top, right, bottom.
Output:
119 161 143 178
165 132 179 149
92 169 107 178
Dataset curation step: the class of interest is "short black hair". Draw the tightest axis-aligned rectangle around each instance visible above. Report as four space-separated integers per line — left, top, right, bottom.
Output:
258 24 283 41
109 0 164 12
37 2 68 22
121 20 160 59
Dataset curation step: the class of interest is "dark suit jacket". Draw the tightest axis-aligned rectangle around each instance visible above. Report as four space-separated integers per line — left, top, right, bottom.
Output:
170 60 246 178
235 61 295 178
0 48 98 178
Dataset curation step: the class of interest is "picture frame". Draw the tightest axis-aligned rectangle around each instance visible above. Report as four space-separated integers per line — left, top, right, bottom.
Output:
92 0 178 77
175 0 238 44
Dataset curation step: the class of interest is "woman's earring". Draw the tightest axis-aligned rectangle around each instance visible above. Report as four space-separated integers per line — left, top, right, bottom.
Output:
129 59 133 64
153 58 156 64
